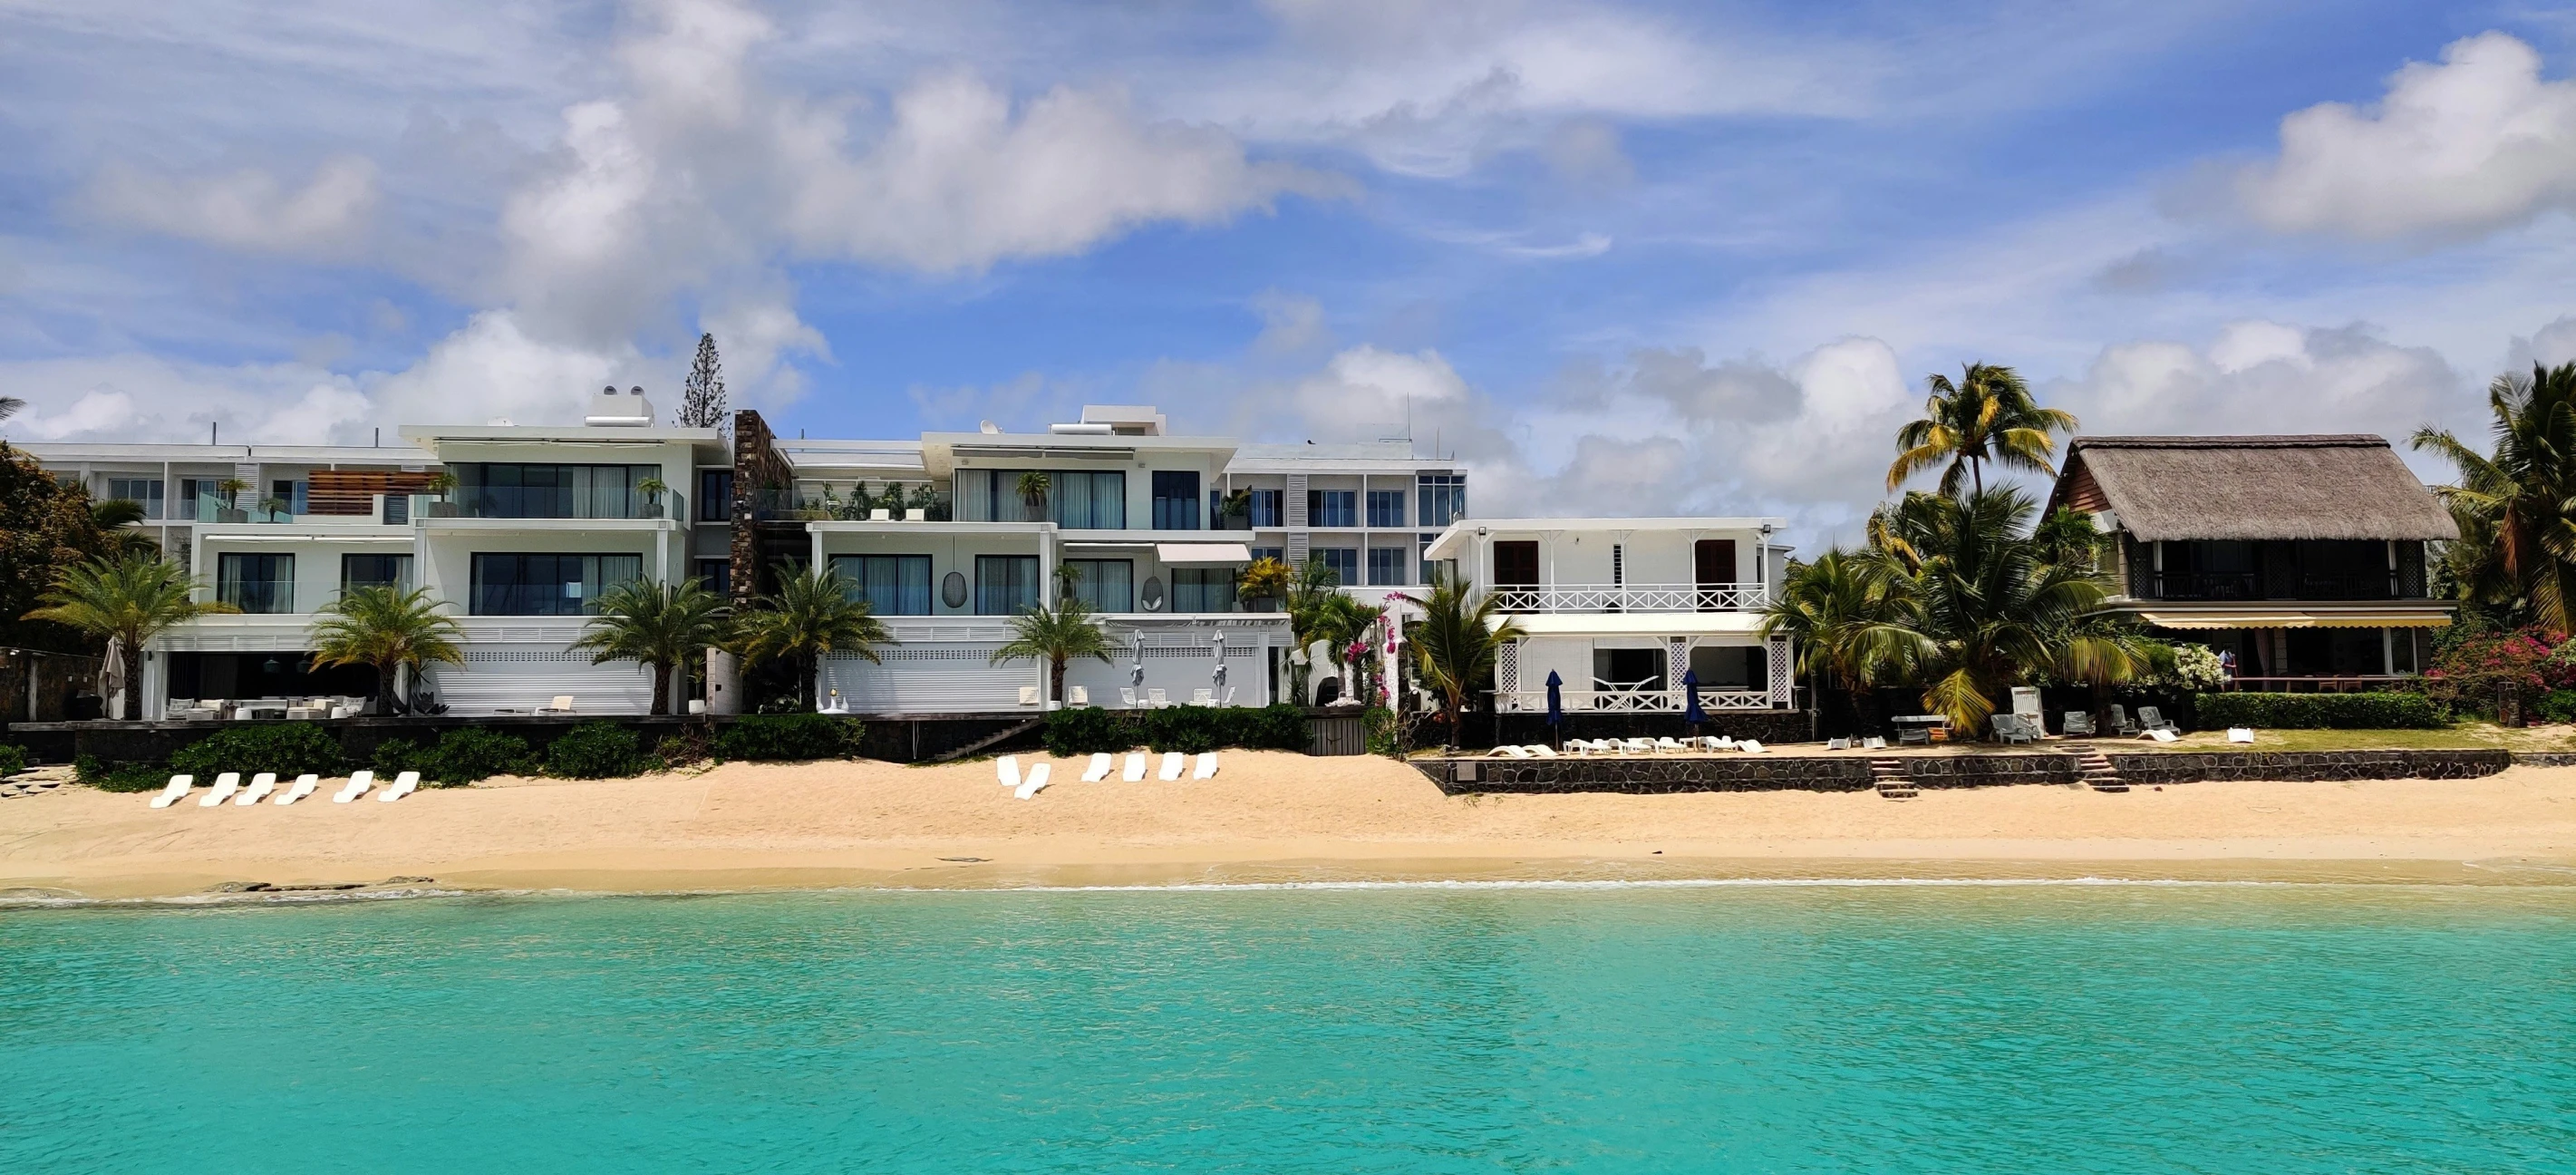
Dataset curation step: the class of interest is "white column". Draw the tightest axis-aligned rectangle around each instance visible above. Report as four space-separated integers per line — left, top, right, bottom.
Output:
1037 525 1055 608
655 527 671 585
809 524 825 574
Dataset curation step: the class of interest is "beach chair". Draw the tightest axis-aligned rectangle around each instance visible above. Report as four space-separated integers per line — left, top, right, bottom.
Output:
1120 687 1138 708
2145 728 2180 743
1081 753 1113 782
1711 736 1738 751
1148 689 1168 708
1740 740 1767 753
1622 738 1656 755
150 774 194 809
332 770 375 803
1993 714 2039 745
1825 737 1850 751
1193 753 1219 780
1158 752 1185 780
2137 706 2180 735
237 772 277 805
1864 736 1888 751
200 772 241 807
2108 704 2139 737
2227 727 2255 743
997 755 1021 789
1014 762 1051 800
2062 711 2096 737
1122 753 1148 782
537 695 576 714
1488 745 1531 758
1019 685 1041 707
1529 744 1560 758
276 773 319 805
378 772 421 802
1190 688 1214 706
1220 687 1236 707
1653 736 1688 753
1068 686 1089 706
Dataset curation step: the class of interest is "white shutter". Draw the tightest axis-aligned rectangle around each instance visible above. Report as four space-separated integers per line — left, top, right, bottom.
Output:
430 649 654 714
1284 473 1309 564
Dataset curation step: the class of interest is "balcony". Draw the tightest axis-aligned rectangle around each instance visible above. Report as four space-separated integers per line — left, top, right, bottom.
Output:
1490 583 1769 613
2148 570 2406 602
1499 685 1777 713
413 489 683 522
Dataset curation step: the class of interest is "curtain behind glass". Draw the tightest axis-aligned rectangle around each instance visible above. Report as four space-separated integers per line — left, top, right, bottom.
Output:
830 555 931 615
975 555 1039 615
1067 558 1133 612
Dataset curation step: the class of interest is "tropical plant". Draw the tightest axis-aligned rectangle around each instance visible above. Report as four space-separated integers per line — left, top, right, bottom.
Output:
22 553 236 718
731 566 890 711
0 395 22 422
1236 557 1293 604
1887 363 2078 495
1218 488 1253 524
569 578 728 716
1312 593 1386 703
1016 471 1051 521
1758 548 1913 733
2412 362 2576 631
88 499 158 557
991 597 1115 703
215 477 251 510
1394 579 1525 748
1282 556 1342 701
305 585 463 715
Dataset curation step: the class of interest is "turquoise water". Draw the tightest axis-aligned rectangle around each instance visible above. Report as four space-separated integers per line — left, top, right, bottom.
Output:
4 883 2571 1172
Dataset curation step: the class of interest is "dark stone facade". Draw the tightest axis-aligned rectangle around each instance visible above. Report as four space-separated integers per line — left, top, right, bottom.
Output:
1419 748 2515 795
2105 749 2511 784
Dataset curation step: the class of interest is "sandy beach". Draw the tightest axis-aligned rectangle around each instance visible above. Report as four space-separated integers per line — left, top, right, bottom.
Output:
4 752 2575 898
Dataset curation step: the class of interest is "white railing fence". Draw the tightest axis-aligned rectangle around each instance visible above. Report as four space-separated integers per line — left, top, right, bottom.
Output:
1498 687 1777 714
1489 583 1769 613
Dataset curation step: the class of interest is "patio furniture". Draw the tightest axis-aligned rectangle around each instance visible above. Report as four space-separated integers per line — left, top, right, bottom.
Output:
333 771 374 803
996 756 1020 790
2137 706 2180 734
1120 687 1139 708
237 773 277 805
1993 714 2039 745
1863 736 1888 750
377 772 421 802
276 774 320 805
1190 688 1214 706
1069 686 1089 706
1018 685 1041 706
1891 714 1943 745
2108 704 2140 737
2227 727 2256 743
2062 711 2096 737
1014 763 1051 800
537 695 576 714
1081 753 1113 782
1122 753 1148 782
150 775 194 809
1825 737 1850 751
199 773 241 807
1148 689 1168 708
1193 753 1220 779
1158 753 1185 781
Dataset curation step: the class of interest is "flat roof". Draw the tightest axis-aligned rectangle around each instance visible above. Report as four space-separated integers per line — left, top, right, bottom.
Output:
13 442 436 464
1424 517 1789 559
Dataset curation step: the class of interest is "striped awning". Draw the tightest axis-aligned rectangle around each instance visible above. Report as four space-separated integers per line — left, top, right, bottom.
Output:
2137 608 2453 629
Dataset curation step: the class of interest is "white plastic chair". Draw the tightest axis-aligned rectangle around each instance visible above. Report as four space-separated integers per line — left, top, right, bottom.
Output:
996 755 1021 789
1192 753 1219 780
200 772 241 807
1069 686 1089 706
1864 736 1888 750
2228 727 2255 743
333 770 375 803
237 772 277 805
538 695 576 714
1014 762 1051 800
1081 753 1113 782
1529 744 1559 758
1740 740 1767 753
1190 688 1214 706
1120 688 1138 708
1825 737 1850 751
1158 752 1184 780
1220 687 1235 706
276 773 319 805
1653 737 1687 753
1122 753 1148 782
150 774 194 809
1148 689 1168 708
1019 685 1041 707
378 771 421 802
1488 744 1531 758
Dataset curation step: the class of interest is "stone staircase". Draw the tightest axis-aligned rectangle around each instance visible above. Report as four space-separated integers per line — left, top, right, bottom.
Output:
2073 746 2128 792
1868 758 1918 799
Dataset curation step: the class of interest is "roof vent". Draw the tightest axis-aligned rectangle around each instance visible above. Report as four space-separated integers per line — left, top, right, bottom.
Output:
586 384 655 427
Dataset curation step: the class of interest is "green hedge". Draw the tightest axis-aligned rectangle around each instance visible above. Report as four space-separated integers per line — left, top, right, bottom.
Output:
1042 704 1311 756
545 722 654 779
371 728 535 785
169 723 344 779
75 755 174 792
715 714 861 762
0 744 24 779
2192 691 2447 730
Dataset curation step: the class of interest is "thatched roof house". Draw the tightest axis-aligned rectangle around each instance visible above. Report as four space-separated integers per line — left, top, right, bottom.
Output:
2047 434 2457 543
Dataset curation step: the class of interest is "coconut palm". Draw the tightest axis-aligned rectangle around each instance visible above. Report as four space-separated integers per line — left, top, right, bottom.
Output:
991 597 1115 703
570 578 728 715
1394 579 1525 748
307 585 464 715
732 566 890 711
1758 548 1913 735
1282 556 1343 701
2411 362 2576 630
22 553 236 718
88 498 160 557
1312 593 1387 704
1887 363 2078 495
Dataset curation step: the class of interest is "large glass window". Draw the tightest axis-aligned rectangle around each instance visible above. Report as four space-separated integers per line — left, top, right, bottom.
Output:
1418 473 1466 527
695 558 731 597
1051 471 1126 529
975 555 1041 616
1172 568 1237 613
1419 534 1443 588
107 478 164 520
1063 558 1134 613
1367 547 1407 586
1251 546 1283 565
698 470 732 522
1151 471 1201 529
470 553 643 616
456 464 663 520
268 479 308 519
1317 548 1359 586
828 555 932 616
1309 490 1356 528
1367 490 1406 528
1247 489 1283 528
218 553 294 614
340 554 412 594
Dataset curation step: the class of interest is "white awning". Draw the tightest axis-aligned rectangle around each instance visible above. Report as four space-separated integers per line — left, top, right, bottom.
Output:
1157 542 1253 565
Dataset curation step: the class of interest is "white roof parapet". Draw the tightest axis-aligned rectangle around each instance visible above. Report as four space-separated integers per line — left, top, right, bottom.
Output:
1423 517 1789 560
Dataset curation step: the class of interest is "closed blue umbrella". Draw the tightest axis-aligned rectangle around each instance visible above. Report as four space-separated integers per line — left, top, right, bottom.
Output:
1545 670 1564 727
1682 667 1707 725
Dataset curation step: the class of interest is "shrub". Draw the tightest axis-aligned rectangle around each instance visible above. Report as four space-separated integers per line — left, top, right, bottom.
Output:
2542 689 2576 725
2421 628 2556 723
716 714 858 762
370 737 429 779
421 728 534 785
0 744 24 779
1043 704 1312 756
169 723 344 779
1042 706 1132 756
546 722 653 779
654 729 712 769
75 754 171 792
2192 691 2448 730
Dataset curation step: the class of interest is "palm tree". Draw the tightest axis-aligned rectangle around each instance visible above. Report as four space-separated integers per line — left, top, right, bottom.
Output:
88 498 159 557
1282 557 1342 702
732 566 890 711
991 597 1115 703
1887 363 2078 495
22 553 237 718
0 395 22 422
1312 593 1387 704
1016 471 1051 521
2412 363 2576 630
1759 548 1913 735
307 585 465 715
1394 579 1525 749
570 578 728 715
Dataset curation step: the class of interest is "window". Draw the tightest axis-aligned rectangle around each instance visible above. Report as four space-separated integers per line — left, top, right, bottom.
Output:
1248 489 1283 528
1172 568 1237 613
1317 548 1359 586
829 555 933 616
340 554 412 594
1493 540 1540 587
1063 558 1134 613
694 558 731 597
268 479 308 520
106 478 164 520
1051 471 1126 529
975 555 1041 615
1418 473 1466 527
1151 471 1201 529
1367 547 1407 586
1367 490 1406 528
456 464 663 520
469 553 643 616
1251 546 1283 565
698 470 733 522
1308 490 1356 528
1419 534 1442 588
218 553 294 614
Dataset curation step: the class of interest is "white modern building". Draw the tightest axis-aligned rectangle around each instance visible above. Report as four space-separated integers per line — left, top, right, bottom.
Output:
1423 518 1797 714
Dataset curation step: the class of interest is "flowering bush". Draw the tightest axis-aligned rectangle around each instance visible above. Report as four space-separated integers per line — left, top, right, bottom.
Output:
2117 641 2227 694
2422 628 2561 723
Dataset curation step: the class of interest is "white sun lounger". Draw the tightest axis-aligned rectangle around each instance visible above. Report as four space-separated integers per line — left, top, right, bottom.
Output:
1193 753 1219 780
1122 753 1148 782
1081 753 1113 782
332 770 374 803
378 771 421 801
276 773 319 805
1488 744 1531 758
2228 727 2255 743
1529 744 1559 758
1158 752 1184 781
237 772 277 805
1148 688 1168 708
1864 736 1888 750
2145 728 2180 743
996 755 1021 790
1825 737 1850 751
1653 737 1688 753
1014 762 1051 800
1622 738 1655 755
199 772 241 807
1740 740 1767 753
150 774 195 808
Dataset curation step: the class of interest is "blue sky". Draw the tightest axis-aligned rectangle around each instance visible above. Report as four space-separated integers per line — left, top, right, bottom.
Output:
8 0 2576 548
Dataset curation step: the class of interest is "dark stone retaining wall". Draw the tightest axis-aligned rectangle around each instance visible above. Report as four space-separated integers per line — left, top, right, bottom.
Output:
2106 750 2511 784
1420 748 2515 795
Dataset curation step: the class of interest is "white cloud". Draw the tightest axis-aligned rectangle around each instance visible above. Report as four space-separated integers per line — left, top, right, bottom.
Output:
2048 320 2459 440
78 155 379 256
0 354 370 444
2232 32 2576 239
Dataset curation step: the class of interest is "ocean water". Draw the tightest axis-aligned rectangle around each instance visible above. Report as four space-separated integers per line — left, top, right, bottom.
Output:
4 883 2571 1173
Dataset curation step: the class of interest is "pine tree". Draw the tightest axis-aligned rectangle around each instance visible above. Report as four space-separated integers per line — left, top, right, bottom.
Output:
675 333 728 430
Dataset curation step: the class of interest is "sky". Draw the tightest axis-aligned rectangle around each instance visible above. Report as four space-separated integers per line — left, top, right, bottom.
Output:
7 0 2576 551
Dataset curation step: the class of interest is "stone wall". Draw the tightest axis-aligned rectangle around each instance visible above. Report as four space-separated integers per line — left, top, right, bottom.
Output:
1419 747 2514 795
2106 750 2510 783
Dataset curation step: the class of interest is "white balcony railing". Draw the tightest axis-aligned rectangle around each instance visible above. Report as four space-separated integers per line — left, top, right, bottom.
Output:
1489 583 1768 613
1498 686 1777 714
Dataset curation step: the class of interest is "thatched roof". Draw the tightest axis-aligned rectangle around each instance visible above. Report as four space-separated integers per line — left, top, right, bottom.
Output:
2048 435 2459 543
